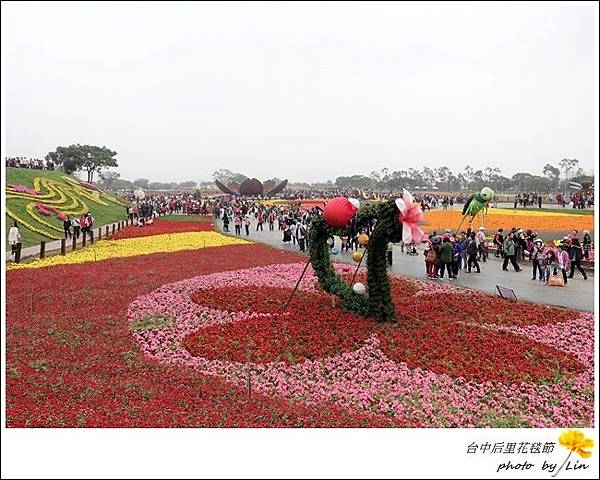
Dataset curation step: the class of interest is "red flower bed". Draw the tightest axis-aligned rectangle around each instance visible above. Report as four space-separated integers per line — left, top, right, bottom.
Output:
80 181 99 191
111 219 214 240
188 287 373 363
5 240 590 427
7 244 408 427
35 203 67 220
376 318 584 384
184 282 584 383
394 291 575 327
35 203 52 216
191 285 333 315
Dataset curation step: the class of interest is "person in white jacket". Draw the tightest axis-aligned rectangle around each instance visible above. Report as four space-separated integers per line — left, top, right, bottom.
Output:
8 221 22 259
557 243 571 286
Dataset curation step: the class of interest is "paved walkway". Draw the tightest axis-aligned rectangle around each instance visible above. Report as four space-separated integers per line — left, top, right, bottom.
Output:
214 218 595 312
7 213 594 311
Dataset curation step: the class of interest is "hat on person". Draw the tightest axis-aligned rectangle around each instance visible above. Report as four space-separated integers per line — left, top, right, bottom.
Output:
535 238 543 245
479 226 485 230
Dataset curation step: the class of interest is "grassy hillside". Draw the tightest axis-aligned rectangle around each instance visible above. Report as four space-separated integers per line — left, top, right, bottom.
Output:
6 168 128 248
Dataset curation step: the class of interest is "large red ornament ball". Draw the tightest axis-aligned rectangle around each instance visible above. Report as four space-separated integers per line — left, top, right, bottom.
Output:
323 197 359 228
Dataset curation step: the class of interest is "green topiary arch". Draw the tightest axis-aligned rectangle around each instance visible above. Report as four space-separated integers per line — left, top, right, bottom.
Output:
308 199 404 323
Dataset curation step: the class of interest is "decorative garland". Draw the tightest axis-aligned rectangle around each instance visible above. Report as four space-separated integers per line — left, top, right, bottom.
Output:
309 199 404 323
308 217 370 317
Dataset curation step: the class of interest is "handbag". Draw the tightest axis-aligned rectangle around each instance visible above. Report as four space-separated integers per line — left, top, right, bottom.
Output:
548 274 565 287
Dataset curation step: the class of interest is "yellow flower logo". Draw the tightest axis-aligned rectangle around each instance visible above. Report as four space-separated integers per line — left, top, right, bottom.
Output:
559 430 594 459
552 429 594 477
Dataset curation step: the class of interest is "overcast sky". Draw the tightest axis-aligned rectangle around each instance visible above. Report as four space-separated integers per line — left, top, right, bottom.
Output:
2 2 596 183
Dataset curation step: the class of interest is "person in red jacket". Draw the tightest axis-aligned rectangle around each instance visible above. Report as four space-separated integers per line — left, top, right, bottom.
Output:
79 213 88 237
80 212 95 239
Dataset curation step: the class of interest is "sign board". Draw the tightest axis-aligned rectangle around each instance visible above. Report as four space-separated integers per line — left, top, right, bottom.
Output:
496 285 518 301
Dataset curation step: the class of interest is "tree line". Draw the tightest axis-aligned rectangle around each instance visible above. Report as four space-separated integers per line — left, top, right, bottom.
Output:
96 174 198 191
43 145 592 194
43 144 197 191
333 159 592 193
45 144 118 183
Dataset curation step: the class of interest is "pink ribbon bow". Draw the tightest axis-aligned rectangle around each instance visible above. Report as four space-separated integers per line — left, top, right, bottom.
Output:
395 189 425 244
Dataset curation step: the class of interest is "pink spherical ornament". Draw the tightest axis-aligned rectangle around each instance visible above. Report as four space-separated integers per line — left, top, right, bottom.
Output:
323 197 360 228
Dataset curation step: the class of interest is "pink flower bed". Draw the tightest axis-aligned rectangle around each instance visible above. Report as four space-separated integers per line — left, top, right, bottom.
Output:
35 203 67 220
127 263 594 427
9 184 39 195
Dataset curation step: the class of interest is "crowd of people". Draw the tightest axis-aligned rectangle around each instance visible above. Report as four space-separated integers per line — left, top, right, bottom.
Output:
6 186 595 290
421 225 591 286
208 194 594 289
512 192 545 208
5 156 55 170
122 191 211 220
417 193 471 211
62 213 95 240
513 191 595 209
563 191 594 209
283 188 472 207
214 198 313 251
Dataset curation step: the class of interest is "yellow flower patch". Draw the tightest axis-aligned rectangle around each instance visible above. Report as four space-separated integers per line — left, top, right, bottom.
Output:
7 231 250 270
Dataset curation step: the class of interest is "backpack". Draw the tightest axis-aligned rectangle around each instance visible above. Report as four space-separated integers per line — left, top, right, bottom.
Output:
426 249 437 262
467 241 477 255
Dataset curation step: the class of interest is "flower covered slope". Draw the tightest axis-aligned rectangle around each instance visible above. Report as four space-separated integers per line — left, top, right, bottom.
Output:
5 219 594 428
6 168 127 242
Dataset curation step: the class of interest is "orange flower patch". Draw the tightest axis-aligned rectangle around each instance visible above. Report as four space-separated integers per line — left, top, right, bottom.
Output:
422 209 594 234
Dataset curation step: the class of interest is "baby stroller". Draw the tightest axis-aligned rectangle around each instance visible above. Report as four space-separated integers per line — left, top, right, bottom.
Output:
406 243 418 255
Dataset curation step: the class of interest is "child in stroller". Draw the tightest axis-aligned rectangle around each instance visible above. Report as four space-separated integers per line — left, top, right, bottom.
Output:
406 243 418 255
